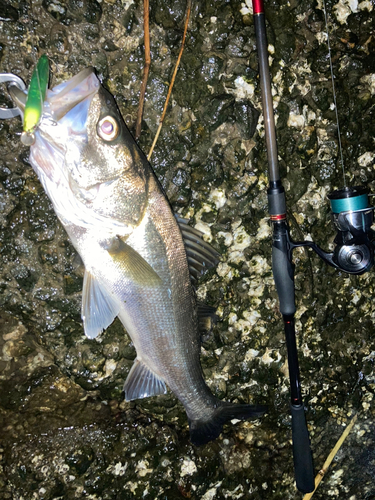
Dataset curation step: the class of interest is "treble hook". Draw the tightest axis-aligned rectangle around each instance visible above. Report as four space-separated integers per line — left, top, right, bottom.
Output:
0 73 27 119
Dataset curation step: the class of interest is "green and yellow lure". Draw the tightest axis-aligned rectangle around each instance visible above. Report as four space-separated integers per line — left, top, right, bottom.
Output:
21 54 49 146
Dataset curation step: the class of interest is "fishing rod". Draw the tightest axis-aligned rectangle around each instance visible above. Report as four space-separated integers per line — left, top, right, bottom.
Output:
251 0 315 492
251 0 375 494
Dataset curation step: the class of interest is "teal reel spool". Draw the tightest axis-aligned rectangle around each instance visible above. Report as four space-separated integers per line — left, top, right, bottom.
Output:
328 186 369 214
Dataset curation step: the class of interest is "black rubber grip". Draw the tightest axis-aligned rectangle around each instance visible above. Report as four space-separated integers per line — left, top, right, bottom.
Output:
268 186 286 215
291 404 315 493
272 225 296 316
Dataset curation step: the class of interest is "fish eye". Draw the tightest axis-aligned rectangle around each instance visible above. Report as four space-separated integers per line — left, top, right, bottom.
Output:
97 115 119 141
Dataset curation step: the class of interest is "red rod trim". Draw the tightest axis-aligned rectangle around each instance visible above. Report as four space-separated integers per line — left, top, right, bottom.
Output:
252 0 264 15
270 214 286 221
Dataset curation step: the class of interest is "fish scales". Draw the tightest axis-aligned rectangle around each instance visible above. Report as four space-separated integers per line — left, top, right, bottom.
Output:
17 64 266 445
126 184 214 419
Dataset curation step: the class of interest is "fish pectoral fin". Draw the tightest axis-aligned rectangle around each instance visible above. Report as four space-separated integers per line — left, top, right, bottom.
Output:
107 238 162 287
82 270 120 338
124 359 167 401
175 215 221 283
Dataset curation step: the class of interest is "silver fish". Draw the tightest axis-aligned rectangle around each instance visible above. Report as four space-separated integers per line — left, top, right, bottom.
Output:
14 67 266 445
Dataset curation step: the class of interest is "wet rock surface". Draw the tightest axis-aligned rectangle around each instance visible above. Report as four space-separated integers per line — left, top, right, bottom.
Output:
0 0 374 498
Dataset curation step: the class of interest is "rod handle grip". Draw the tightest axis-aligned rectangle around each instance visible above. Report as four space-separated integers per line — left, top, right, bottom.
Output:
291 404 315 493
272 236 295 316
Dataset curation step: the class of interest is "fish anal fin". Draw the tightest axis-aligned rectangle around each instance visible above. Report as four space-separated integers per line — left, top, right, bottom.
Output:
82 270 120 339
124 359 167 401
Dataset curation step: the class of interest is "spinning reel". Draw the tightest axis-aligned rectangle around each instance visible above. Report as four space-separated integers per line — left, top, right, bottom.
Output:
252 0 373 492
290 186 375 275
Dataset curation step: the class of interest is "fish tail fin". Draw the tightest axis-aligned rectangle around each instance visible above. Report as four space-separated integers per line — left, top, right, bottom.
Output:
188 401 267 446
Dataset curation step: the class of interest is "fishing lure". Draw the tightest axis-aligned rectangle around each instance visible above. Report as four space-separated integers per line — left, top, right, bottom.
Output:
21 54 49 146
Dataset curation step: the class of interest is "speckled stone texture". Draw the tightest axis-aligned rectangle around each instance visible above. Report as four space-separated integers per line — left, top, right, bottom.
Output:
0 0 374 499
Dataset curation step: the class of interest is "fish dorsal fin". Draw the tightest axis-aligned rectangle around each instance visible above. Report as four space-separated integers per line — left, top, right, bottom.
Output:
82 270 120 338
176 216 221 282
124 359 167 401
107 237 162 287
197 302 218 334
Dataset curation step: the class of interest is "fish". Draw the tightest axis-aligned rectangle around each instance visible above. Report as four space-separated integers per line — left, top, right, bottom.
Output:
15 65 267 445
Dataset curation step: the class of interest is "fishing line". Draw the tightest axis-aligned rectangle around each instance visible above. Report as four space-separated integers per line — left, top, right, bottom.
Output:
322 0 346 187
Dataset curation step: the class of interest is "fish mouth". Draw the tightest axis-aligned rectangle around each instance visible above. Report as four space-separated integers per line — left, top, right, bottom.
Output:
29 68 101 182
8 67 100 120
39 68 101 150
47 67 100 121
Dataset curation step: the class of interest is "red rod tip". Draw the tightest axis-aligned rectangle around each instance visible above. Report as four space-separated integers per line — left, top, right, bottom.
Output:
252 0 264 14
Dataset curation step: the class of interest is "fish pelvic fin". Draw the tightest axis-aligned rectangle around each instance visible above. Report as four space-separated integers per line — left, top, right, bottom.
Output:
82 270 120 338
188 401 267 446
124 359 167 401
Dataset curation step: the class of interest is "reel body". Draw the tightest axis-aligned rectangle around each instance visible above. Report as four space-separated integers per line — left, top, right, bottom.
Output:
289 186 375 275
328 186 375 274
